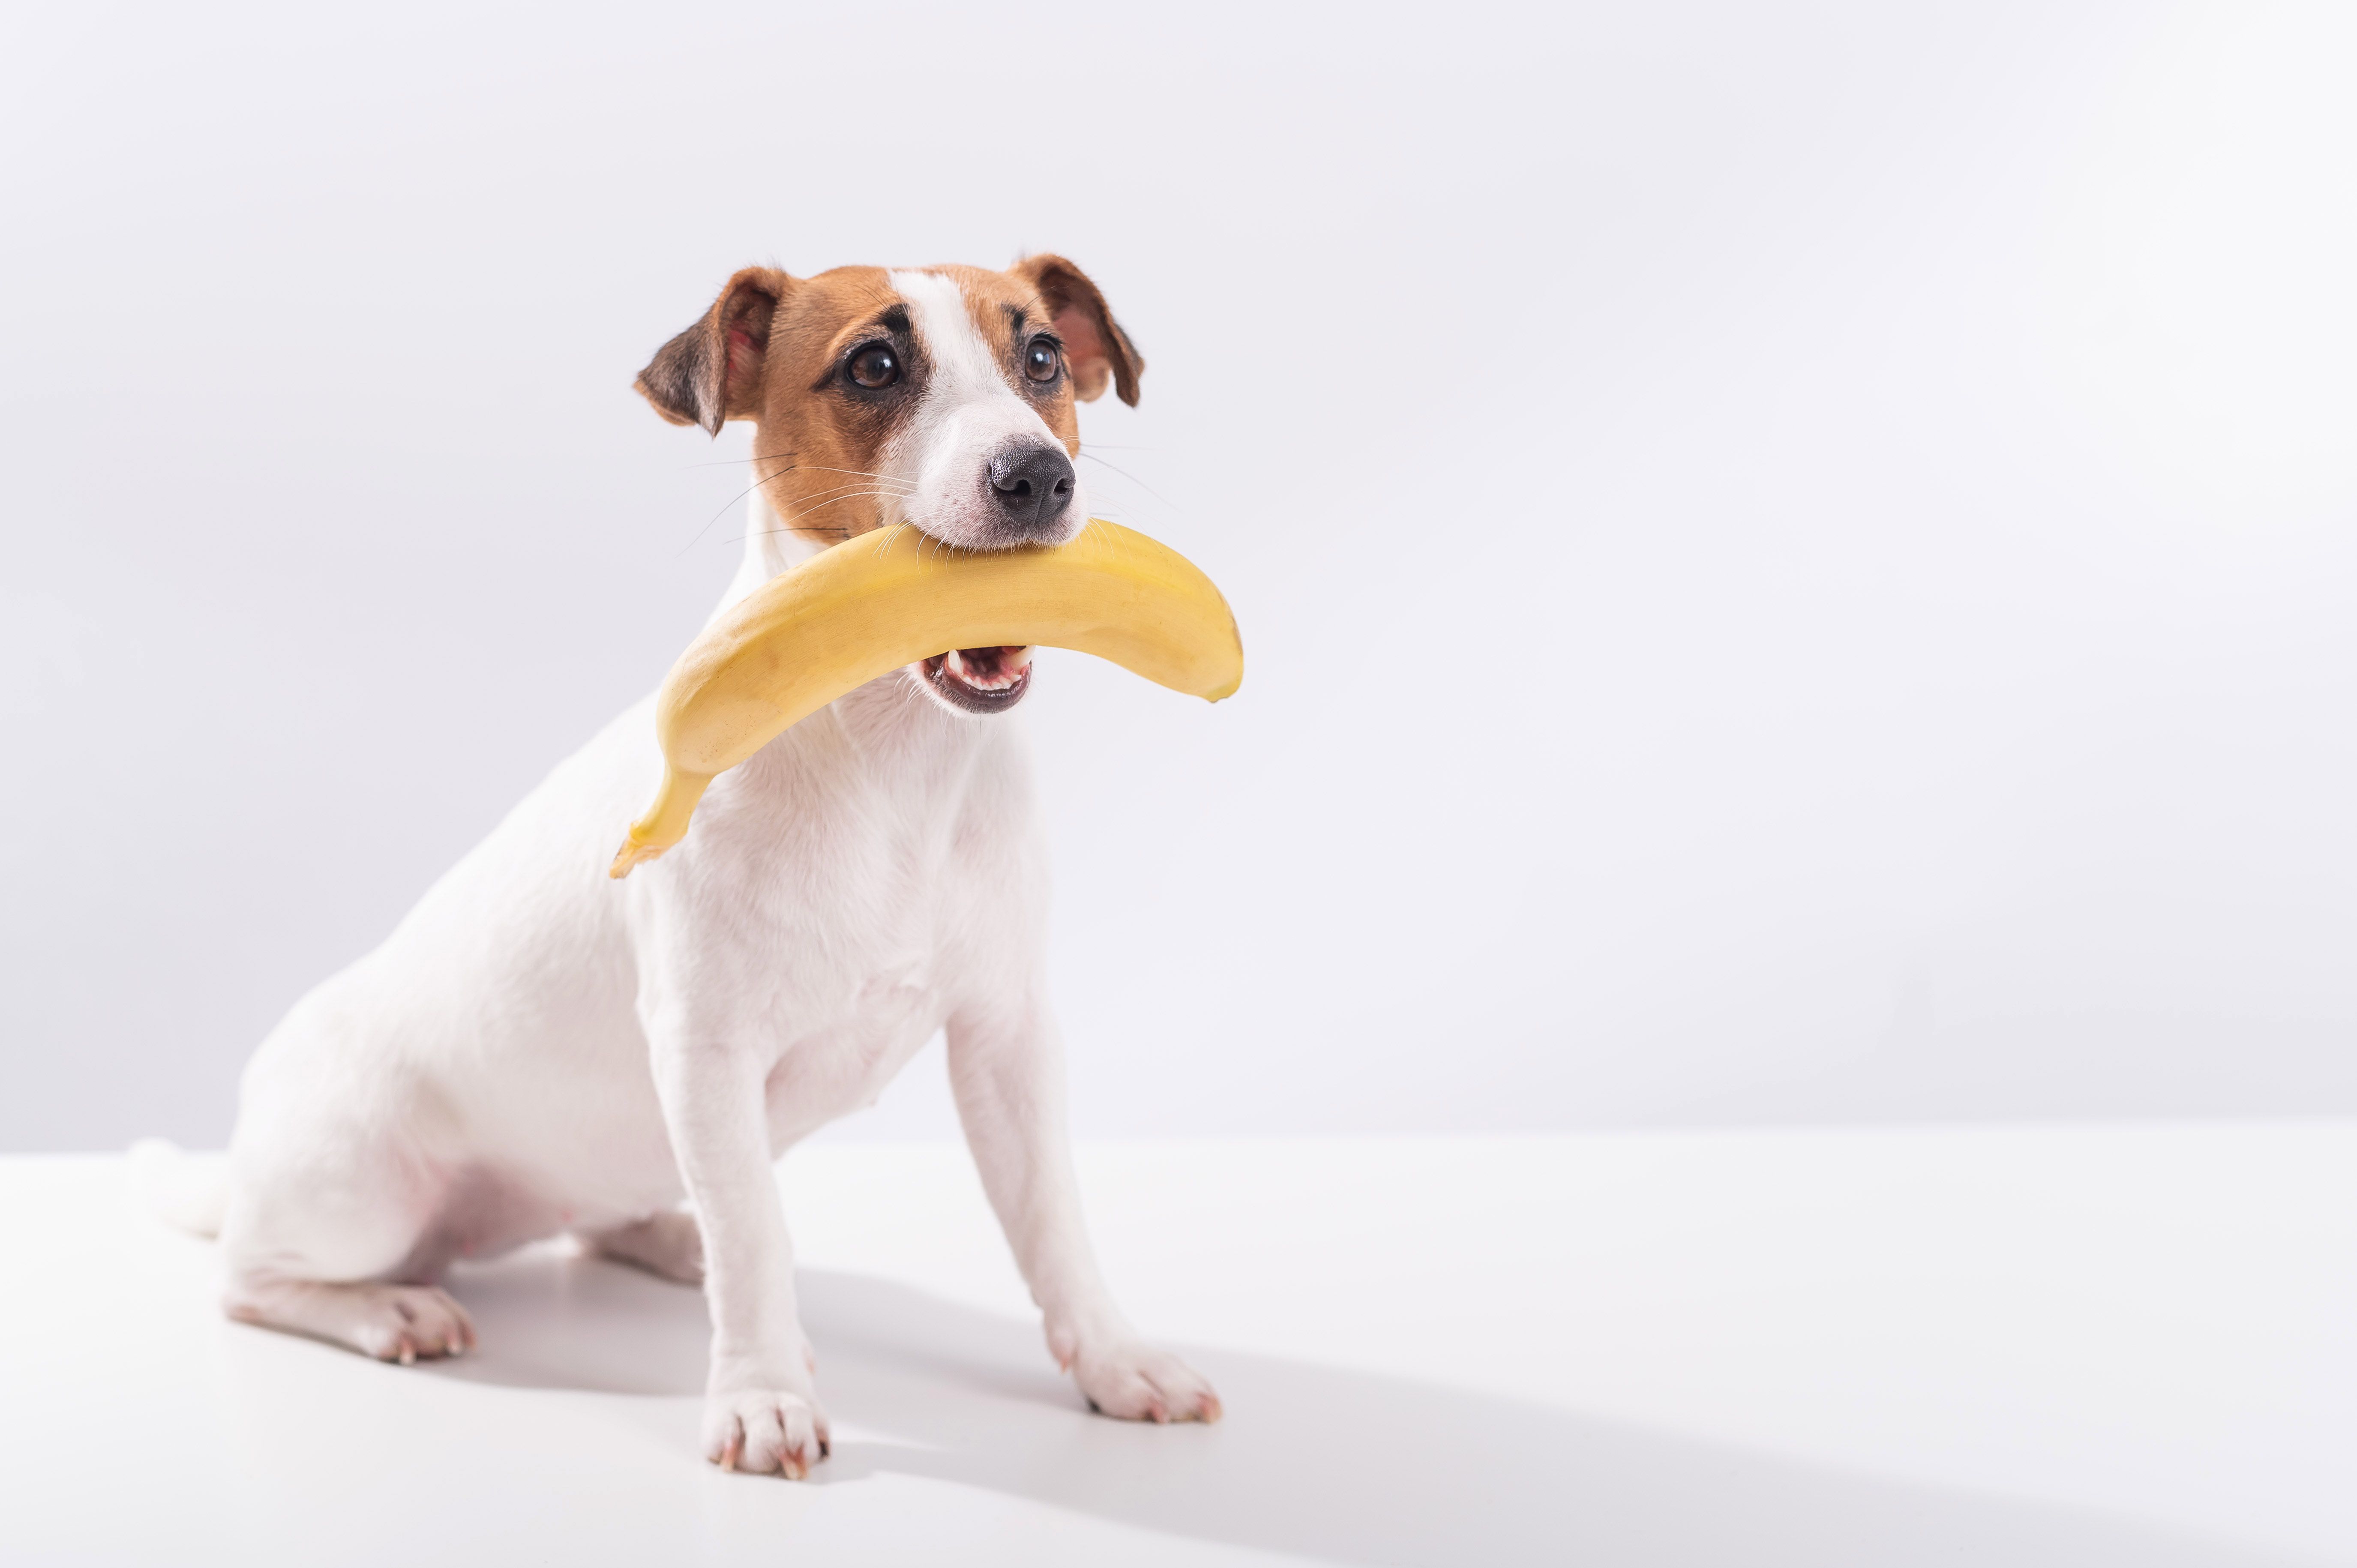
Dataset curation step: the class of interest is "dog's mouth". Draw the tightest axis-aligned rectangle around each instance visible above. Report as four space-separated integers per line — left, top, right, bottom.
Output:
921 645 1033 714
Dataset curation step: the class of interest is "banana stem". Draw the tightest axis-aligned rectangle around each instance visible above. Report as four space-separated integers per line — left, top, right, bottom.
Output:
607 766 714 879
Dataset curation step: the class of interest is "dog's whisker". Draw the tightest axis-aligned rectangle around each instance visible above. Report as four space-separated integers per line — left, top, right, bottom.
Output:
676 477 779 557
670 458 897 555
677 451 909 482
667 455 911 557
691 477 919 549
736 526 858 545
771 480 916 509
786 488 908 517
787 464 918 484
739 456 918 487
1075 450 1174 508
674 451 796 470
689 485 902 558
728 489 913 544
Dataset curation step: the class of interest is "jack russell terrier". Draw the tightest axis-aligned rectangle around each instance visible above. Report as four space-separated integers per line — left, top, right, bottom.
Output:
171 255 1220 1479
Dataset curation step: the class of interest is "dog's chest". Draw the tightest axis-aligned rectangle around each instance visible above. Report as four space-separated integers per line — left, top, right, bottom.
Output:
719 831 955 1010
678 714 1037 1129
739 870 962 1138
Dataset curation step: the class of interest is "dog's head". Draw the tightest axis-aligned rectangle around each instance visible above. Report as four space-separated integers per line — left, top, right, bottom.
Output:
635 258 1143 715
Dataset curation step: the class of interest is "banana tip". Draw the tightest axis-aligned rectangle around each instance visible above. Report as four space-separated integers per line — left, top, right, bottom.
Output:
608 836 666 879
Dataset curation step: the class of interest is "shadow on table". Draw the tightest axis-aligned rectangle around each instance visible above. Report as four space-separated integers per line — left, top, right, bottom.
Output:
431 1251 2284 1568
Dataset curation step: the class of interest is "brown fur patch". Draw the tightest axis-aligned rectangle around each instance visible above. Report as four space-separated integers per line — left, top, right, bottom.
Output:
746 267 921 544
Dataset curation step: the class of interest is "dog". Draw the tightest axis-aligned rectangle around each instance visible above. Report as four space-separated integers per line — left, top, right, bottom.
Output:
172 255 1220 1479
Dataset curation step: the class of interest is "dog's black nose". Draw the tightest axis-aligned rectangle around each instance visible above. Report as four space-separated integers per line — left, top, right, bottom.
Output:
987 444 1076 530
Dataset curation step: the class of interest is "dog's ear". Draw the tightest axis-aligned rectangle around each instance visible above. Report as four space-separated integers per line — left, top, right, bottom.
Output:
1011 255 1143 406
634 267 791 434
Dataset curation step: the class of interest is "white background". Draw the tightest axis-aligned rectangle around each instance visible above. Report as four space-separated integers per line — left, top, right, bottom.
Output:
3 1 2354 1150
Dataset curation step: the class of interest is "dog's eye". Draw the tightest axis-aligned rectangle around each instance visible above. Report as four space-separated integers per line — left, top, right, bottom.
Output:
848 345 900 389
1023 340 1059 384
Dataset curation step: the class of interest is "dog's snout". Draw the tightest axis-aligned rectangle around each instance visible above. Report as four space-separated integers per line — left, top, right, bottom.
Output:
987 445 1076 531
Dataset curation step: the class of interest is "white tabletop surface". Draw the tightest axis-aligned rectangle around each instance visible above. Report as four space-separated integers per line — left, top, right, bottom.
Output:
3 1125 2352 1566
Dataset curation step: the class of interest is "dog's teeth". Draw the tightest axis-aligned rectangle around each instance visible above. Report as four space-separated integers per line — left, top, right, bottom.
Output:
946 649 967 680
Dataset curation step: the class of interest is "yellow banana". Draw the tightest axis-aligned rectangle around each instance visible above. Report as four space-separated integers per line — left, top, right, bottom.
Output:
610 520 1243 877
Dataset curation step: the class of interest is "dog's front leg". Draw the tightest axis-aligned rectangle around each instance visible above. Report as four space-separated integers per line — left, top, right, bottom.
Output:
649 1037 829 1477
948 998 1222 1424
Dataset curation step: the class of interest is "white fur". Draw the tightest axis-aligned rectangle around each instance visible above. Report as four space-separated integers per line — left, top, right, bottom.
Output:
198 272 1216 1474
882 268 1090 551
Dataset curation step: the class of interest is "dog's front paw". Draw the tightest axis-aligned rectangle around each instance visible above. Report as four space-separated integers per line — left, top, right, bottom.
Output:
704 1386 831 1479
1070 1340 1222 1424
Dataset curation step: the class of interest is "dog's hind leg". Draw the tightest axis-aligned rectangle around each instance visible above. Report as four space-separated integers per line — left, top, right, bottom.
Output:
583 1208 706 1286
217 1115 477 1363
224 1277 475 1363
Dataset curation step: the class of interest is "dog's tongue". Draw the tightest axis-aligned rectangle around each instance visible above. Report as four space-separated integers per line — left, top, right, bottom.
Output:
945 645 1032 689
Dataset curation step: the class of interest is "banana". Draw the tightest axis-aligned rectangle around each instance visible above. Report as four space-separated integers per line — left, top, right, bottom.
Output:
609 520 1243 877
